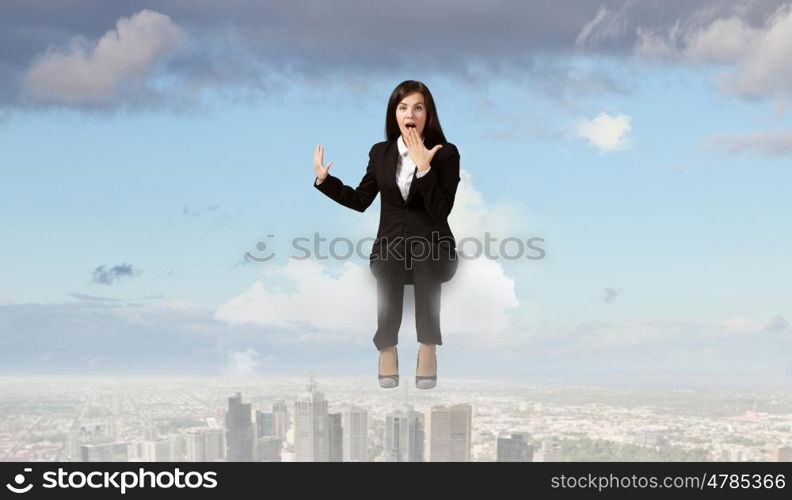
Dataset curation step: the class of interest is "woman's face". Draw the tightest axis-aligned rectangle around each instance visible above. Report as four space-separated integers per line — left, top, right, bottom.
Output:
396 92 427 140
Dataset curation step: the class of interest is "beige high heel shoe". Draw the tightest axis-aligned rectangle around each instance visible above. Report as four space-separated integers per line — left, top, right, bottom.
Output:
378 346 399 389
415 348 437 390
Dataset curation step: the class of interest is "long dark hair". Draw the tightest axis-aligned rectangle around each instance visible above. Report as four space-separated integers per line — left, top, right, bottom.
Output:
384 80 447 148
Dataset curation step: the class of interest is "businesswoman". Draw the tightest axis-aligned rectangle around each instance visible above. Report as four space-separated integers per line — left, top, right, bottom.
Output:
312 80 460 390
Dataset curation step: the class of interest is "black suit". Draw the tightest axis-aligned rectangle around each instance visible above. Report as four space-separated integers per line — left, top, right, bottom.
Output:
314 139 460 349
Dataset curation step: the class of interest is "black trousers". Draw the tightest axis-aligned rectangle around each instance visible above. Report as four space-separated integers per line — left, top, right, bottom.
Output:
371 239 444 350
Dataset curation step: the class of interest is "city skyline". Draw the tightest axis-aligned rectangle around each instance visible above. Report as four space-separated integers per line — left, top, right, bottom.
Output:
1 375 790 463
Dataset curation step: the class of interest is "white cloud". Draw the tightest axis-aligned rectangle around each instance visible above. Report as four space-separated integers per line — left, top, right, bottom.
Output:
704 129 792 156
163 298 199 311
448 169 528 240
577 112 632 152
720 317 762 330
683 17 759 63
2 299 789 376
634 4 792 99
575 6 633 48
511 316 791 356
216 170 523 341
215 259 378 335
716 5 792 98
224 348 261 377
443 257 519 337
575 7 611 47
23 9 184 103
720 316 790 334
214 253 519 342
762 315 789 333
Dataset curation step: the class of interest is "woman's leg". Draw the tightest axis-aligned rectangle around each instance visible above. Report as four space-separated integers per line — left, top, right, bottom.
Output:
413 256 440 382
412 257 443 346
372 256 406 351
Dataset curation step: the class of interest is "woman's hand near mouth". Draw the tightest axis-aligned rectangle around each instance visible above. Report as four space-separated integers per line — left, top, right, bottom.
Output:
403 126 442 172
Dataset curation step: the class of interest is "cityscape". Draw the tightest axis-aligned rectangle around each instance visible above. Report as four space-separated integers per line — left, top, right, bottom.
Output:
0 376 791 462
4 0 792 470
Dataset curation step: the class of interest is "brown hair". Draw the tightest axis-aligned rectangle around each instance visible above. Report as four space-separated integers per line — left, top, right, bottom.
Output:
384 80 448 148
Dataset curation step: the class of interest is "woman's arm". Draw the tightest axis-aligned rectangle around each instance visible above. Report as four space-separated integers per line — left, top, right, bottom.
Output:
314 144 379 213
413 144 460 222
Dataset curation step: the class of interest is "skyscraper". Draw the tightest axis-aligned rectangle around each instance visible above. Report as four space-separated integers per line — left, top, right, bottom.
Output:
384 404 424 462
497 432 533 462
256 410 274 438
342 405 369 462
225 392 254 462
80 442 128 462
771 445 792 462
255 436 283 462
426 403 472 462
140 439 172 462
538 437 563 462
294 379 329 462
184 428 225 462
328 412 343 462
272 400 289 439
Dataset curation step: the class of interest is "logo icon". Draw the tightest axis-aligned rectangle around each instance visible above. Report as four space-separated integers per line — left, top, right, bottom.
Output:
5 468 34 494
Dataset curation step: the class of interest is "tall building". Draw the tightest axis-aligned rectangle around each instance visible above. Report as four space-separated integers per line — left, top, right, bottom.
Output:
384 404 424 462
255 437 283 462
184 428 225 462
328 412 343 462
294 379 329 462
272 400 289 440
256 410 274 438
70 422 115 461
426 403 472 462
771 445 792 462
67 430 81 462
342 405 369 462
226 392 254 462
169 434 186 461
143 425 158 441
80 442 129 462
538 437 563 462
497 432 533 462
140 439 172 462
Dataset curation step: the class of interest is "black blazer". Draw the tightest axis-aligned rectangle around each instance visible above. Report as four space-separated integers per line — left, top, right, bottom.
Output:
314 139 460 284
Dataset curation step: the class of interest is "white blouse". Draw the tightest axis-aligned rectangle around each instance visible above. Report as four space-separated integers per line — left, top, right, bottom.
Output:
395 134 431 201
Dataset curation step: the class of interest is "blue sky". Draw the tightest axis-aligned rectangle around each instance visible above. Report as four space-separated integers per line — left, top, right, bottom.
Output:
0 1 790 381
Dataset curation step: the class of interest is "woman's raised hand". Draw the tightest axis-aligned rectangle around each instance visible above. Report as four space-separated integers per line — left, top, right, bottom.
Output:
313 144 334 182
403 127 442 172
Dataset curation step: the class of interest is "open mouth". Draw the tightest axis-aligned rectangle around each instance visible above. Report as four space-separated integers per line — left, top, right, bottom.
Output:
405 123 416 128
